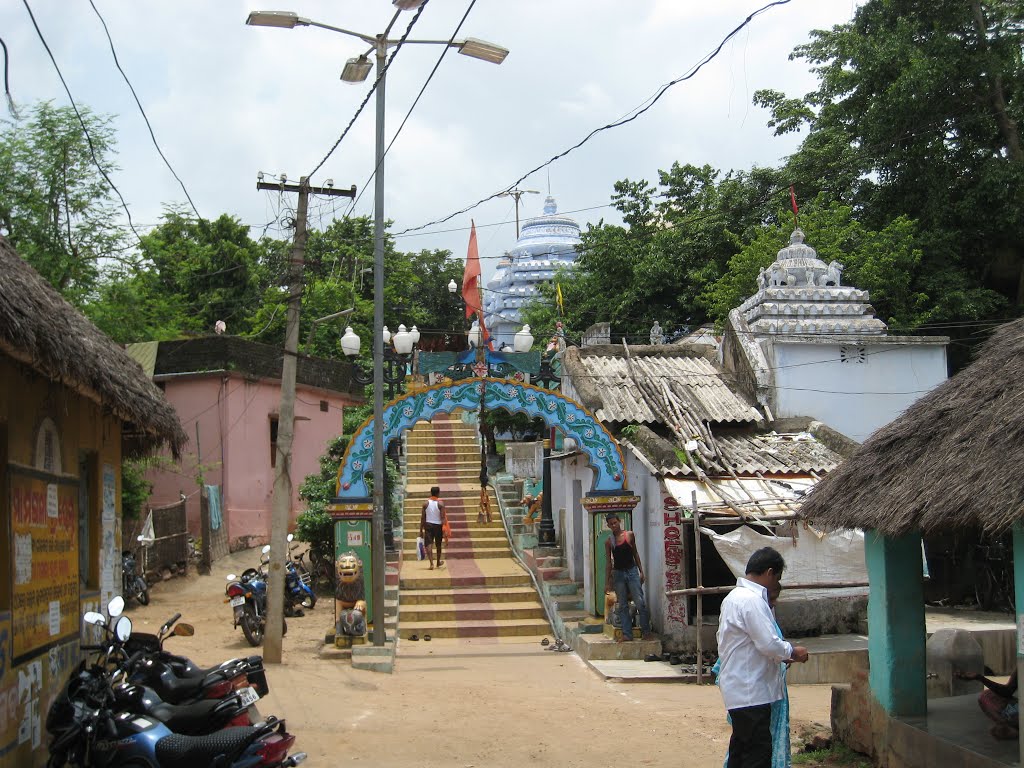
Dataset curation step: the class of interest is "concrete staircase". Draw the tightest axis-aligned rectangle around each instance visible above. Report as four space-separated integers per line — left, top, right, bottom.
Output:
397 413 552 642
492 477 663 662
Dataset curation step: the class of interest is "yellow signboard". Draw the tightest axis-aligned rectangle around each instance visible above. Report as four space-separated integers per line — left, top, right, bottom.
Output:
10 470 78 661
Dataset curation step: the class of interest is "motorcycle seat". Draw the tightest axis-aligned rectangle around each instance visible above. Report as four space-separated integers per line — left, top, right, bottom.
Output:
148 696 244 736
155 725 260 768
141 666 230 703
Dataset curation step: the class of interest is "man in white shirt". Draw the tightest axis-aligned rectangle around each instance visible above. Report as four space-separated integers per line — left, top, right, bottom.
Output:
716 547 809 768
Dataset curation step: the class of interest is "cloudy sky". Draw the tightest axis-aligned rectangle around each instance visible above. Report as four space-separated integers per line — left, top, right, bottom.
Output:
4 0 857 281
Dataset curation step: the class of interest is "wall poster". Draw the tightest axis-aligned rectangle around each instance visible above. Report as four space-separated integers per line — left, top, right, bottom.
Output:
9 467 79 662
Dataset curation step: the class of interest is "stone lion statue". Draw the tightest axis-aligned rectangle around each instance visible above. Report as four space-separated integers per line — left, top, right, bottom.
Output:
335 551 368 637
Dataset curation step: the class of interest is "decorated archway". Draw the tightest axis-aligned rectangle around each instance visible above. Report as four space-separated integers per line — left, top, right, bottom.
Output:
334 378 627 498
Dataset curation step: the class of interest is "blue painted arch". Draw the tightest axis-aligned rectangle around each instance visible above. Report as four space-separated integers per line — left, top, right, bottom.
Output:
334 378 627 499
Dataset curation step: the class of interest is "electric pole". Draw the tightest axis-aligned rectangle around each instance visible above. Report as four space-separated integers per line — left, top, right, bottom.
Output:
498 188 539 238
261 175 355 664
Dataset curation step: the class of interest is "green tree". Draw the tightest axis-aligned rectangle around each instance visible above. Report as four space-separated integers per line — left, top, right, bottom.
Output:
755 0 1023 319
0 101 128 304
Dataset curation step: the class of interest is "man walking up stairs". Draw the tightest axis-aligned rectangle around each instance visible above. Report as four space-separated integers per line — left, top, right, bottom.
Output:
399 412 551 643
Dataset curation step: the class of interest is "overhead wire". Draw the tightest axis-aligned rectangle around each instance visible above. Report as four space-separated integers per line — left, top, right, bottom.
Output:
0 36 17 116
343 0 478 218
86 0 202 220
306 2 428 180
21 0 142 243
394 0 794 236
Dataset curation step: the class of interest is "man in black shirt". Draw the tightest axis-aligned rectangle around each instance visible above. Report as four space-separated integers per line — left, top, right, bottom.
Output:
603 512 654 641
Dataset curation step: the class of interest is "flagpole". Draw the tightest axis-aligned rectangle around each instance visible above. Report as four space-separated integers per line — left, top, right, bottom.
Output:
789 185 800 229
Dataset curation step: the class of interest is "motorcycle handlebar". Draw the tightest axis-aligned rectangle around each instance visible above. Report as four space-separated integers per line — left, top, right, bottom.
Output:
160 613 182 633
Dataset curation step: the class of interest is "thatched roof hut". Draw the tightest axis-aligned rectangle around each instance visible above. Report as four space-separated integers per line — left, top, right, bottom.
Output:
799 318 1024 535
0 237 186 457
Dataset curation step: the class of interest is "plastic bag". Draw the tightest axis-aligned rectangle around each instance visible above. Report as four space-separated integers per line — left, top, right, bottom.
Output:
416 536 426 561
442 521 452 542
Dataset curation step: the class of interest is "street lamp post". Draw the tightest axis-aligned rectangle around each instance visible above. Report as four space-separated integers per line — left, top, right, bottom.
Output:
248 7 507 646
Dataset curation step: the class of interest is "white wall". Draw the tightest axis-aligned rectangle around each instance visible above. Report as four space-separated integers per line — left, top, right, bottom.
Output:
772 341 947 442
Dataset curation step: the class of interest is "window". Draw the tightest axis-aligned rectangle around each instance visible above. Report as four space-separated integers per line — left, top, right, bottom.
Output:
319 400 329 413
840 346 867 364
269 416 279 468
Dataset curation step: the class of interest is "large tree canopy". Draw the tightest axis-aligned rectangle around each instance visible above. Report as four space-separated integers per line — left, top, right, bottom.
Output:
0 102 128 304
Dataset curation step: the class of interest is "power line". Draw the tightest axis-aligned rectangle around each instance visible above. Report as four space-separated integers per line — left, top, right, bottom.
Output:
306 2 428 180
0 36 17 116
21 0 142 242
86 0 202 220
394 0 793 236
344 0 478 218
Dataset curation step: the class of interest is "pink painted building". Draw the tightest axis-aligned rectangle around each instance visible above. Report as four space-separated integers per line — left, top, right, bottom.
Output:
127 337 363 550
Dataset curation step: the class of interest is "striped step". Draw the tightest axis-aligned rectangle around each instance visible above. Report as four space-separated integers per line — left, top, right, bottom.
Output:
400 546 512 560
401 586 541 605
401 601 546 622
400 573 533 589
398 618 551 639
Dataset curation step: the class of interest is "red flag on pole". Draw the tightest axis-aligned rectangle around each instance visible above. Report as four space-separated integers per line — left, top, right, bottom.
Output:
462 221 491 348
789 185 799 225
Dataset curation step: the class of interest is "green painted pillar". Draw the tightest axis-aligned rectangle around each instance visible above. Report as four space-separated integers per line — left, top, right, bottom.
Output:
1012 523 1024 766
865 529 927 717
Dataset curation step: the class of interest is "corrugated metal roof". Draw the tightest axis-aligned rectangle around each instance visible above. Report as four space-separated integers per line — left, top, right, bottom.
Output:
714 433 841 474
125 341 158 378
573 352 760 425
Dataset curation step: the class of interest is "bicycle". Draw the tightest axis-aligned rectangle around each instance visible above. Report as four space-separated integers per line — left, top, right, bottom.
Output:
974 541 1015 612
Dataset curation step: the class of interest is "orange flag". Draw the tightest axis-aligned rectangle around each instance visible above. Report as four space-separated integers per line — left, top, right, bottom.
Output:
462 221 492 348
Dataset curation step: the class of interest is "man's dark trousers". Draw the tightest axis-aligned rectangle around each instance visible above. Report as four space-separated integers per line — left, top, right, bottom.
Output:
726 703 772 768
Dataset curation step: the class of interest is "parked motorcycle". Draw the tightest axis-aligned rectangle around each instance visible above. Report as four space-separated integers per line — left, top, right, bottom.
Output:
226 547 287 647
122 537 150 606
286 534 317 610
48 598 306 768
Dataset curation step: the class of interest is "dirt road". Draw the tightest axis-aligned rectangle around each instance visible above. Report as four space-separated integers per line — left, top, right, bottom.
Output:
124 549 832 767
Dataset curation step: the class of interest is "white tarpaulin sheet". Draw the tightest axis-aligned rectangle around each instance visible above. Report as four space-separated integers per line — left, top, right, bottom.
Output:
700 525 868 600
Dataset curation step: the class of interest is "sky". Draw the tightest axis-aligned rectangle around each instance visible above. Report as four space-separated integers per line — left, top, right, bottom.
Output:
3 0 859 283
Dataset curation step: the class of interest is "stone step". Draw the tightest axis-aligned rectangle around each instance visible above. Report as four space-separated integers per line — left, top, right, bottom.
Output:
397 618 551 639
538 566 568 580
400 545 511 560
400 573 533 589
400 585 541 605
542 578 580 596
401 601 546 622
551 593 584 611
575 632 661 661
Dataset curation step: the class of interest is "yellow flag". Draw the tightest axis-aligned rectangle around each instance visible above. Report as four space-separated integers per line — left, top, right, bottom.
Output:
556 282 565 315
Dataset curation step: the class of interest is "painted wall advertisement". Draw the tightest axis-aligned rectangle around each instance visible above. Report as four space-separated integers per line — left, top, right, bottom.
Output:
660 482 688 636
9 469 79 662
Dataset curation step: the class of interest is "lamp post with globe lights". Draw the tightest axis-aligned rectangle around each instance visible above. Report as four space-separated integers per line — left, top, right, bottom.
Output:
247 4 507 647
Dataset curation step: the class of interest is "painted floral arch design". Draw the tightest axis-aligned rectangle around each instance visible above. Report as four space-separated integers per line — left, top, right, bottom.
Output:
334 378 626 499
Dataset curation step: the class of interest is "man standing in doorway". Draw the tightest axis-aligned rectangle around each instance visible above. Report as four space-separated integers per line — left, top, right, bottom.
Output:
603 512 654 642
419 486 446 570
717 546 809 768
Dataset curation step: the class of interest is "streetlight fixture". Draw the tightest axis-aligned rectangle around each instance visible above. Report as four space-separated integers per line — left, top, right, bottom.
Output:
248 6 508 650
513 324 534 353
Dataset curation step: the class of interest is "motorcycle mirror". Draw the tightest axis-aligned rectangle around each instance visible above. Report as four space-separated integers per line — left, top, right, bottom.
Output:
83 611 106 627
287 533 294 543
114 616 132 642
261 544 271 555
173 623 195 637
108 596 125 618
226 573 237 581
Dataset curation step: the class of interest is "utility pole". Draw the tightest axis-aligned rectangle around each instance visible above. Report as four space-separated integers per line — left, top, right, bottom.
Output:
498 188 539 238
260 175 355 664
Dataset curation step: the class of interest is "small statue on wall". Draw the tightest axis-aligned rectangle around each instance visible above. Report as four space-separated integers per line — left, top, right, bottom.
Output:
757 267 768 290
821 260 845 286
650 321 665 346
335 551 367 638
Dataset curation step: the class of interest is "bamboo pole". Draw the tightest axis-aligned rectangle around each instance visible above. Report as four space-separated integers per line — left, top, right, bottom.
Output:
667 580 869 597
693 490 704 685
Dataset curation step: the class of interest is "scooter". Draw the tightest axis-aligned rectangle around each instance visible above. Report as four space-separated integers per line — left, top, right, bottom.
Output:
286 534 317 611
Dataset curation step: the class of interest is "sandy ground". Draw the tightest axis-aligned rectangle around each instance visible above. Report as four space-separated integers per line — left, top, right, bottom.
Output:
123 548 833 768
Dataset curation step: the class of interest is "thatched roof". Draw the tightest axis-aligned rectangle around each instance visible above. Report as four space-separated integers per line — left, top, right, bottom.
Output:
799 318 1024 535
0 238 187 457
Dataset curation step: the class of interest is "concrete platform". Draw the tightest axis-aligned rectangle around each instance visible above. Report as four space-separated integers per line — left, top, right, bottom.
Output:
891 694 1017 768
